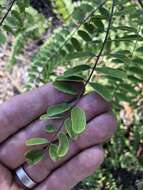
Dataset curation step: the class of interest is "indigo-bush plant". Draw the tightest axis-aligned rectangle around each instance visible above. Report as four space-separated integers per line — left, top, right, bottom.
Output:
0 0 143 188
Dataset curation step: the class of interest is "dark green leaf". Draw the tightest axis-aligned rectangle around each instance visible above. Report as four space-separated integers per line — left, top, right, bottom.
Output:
53 81 78 95
84 23 95 34
78 30 92 41
25 150 44 165
56 75 84 82
136 46 143 52
71 37 82 51
65 51 95 60
91 17 104 32
64 64 90 77
47 103 71 117
45 124 56 133
90 83 112 101
96 67 127 79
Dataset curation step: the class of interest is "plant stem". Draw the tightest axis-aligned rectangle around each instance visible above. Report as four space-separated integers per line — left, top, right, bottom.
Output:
48 0 115 145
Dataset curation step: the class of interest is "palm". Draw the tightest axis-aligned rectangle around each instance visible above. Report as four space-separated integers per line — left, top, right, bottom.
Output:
0 83 116 190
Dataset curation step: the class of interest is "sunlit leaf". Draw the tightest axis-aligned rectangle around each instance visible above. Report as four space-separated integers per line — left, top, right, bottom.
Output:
71 107 86 134
64 118 77 139
49 144 58 161
57 132 69 157
26 138 48 146
47 103 71 117
96 67 127 79
90 83 112 101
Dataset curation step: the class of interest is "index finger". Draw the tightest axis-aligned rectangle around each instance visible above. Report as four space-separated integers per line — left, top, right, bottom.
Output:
0 82 83 143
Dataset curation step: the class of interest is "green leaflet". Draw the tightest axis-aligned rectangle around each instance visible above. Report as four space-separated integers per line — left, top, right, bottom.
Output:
109 51 130 63
78 30 92 41
128 66 143 77
64 64 90 77
26 138 49 146
90 83 112 101
57 133 69 157
99 7 110 19
131 58 143 65
65 51 95 60
84 23 95 34
40 114 61 120
91 17 104 32
53 81 77 95
47 103 71 117
71 37 82 51
72 7 85 22
71 107 86 134
25 150 44 165
118 34 143 41
64 118 77 139
45 124 56 133
136 46 143 53
49 144 59 161
0 31 6 44
113 26 137 33
56 75 84 82
96 67 127 79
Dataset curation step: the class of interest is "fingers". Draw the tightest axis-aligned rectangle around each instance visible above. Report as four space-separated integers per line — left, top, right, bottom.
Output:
34 146 104 190
23 112 116 183
0 163 12 189
0 163 23 190
0 82 83 143
0 92 111 169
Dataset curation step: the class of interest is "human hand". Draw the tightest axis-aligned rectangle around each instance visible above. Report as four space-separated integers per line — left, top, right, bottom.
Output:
0 82 117 190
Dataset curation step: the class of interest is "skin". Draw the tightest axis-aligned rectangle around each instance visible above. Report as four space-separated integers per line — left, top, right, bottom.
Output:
0 82 117 190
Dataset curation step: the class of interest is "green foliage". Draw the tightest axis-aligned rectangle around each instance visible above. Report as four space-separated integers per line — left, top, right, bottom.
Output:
52 0 74 21
0 1 46 70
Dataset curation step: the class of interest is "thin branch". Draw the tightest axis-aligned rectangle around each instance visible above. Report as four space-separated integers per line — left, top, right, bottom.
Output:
84 0 115 86
0 0 16 27
72 0 115 104
138 0 143 8
47 0 115 145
